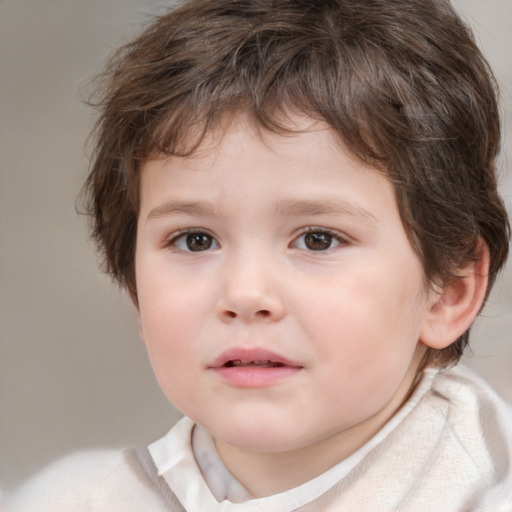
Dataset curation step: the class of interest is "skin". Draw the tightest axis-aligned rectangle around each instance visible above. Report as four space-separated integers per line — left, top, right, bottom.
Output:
135 115 440 497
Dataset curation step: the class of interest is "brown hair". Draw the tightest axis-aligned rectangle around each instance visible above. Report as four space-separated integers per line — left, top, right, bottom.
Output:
83 0 510 366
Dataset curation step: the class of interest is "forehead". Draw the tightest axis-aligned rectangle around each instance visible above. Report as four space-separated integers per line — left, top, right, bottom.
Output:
150 109 381 167
144 112 380 180
143 113 365 179
138 114 401 229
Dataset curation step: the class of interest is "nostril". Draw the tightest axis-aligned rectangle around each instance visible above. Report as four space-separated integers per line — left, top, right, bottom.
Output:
218 306 278 322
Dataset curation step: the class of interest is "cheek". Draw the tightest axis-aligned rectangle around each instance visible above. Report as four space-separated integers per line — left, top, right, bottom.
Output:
302 275 412 343
140 302 202 414
136 272 210 400
139 285 206 361
300 266 424 376
137 256 211 337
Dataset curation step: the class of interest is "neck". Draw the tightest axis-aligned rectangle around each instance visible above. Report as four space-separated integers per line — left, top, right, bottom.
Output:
214 346 427 498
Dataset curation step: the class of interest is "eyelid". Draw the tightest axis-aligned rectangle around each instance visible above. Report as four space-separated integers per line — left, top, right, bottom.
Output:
164 228 220 251
297 226 350 241
290 226 351 250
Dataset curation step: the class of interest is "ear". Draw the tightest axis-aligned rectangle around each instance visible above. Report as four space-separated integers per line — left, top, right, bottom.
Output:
420 242 490 350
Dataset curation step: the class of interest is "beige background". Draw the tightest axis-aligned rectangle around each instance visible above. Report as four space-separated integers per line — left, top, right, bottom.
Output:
0 0 511 488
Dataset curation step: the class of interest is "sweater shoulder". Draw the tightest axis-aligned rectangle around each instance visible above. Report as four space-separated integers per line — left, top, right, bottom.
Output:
428 365 512 497
0 448 172 512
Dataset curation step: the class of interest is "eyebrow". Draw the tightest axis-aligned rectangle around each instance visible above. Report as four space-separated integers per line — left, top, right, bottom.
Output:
147 200 222 221
274 199 378 225
146 198 378 225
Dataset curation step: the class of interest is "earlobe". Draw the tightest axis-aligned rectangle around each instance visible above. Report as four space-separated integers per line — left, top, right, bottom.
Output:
420 243 490 350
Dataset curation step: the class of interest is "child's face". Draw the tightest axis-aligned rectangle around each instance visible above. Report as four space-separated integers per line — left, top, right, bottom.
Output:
136 115 434 456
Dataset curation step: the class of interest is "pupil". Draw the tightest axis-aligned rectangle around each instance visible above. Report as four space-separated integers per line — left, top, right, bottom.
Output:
186 233 212 251
305 232 332 250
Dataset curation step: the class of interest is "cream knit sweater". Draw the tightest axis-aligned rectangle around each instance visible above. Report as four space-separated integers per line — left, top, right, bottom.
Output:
2 365 511 511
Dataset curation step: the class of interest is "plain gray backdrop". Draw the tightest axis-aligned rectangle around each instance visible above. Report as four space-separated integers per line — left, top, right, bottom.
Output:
1 0 511 488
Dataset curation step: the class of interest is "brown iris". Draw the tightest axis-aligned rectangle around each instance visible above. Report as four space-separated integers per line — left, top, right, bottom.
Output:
304 232 333 251
186 233 213 251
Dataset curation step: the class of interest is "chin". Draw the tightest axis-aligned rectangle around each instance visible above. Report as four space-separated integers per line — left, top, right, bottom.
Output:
213 419 324 454
202 416 290 450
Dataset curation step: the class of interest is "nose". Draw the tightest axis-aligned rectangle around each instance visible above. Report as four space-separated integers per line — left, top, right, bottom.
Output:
215 253 285 324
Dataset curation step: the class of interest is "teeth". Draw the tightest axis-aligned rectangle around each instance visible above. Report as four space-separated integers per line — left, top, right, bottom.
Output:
225 359 283 368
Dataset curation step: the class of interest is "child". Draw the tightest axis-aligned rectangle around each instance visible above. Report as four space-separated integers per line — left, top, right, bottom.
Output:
2 0 511 510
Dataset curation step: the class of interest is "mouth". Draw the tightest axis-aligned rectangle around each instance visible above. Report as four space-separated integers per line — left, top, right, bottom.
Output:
223 359 286 368
209 347 301 370
209 348 302 387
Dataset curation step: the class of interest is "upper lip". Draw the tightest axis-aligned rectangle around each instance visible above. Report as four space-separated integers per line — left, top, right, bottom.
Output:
209 347 302 369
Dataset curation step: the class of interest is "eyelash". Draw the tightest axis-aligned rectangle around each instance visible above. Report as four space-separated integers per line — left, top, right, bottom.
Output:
290 227 348 252
165 229 219 252
164 227 349 253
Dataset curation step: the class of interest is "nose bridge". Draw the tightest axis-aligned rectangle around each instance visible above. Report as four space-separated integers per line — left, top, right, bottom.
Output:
216 243 285 323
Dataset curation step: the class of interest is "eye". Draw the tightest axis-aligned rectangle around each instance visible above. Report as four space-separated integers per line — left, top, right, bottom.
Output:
170 231 219 252
292 230 342 251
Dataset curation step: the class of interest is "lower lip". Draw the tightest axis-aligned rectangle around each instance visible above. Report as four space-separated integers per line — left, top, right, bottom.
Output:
212 366 301 387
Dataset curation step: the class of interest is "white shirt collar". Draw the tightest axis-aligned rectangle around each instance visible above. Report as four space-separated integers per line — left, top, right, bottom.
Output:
192 423 252 503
